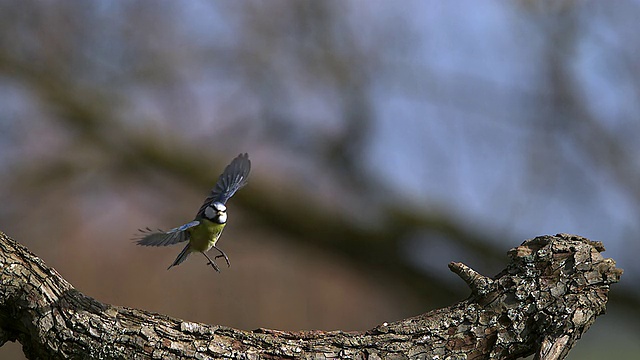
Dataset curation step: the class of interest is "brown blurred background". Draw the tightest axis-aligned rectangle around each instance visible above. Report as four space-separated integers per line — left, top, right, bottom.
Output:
1 1 639 359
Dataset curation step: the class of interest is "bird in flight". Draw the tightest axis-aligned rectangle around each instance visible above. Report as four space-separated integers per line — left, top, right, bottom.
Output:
135 153 251 272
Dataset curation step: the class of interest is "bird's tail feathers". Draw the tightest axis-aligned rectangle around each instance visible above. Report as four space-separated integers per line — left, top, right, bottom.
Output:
167 244 191 270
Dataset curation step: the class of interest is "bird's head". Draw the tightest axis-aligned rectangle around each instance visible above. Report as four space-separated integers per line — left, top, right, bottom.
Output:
204 201 227 224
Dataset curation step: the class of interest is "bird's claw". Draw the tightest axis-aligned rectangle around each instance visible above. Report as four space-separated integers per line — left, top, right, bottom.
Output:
206 260 221 272
215 254 231 267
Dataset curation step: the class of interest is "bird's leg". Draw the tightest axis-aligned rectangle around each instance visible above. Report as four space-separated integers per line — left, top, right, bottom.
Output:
201 252 221 272
213 246 231 267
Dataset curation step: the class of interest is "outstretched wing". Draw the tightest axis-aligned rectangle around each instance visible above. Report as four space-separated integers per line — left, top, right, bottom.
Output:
135 220 200 247
196 153 251 217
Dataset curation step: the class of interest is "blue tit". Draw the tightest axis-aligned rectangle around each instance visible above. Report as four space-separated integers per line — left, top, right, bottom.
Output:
135 153 251 272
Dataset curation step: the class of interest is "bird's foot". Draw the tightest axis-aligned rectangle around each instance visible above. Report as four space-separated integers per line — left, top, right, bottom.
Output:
215 254 231 267
213 246 231 267
206 260 221 272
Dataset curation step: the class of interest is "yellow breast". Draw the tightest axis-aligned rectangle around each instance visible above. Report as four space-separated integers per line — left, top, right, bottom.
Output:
187 219 226 252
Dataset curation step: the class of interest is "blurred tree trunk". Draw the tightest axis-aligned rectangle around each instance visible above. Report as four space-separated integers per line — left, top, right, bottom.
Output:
0 231 621 359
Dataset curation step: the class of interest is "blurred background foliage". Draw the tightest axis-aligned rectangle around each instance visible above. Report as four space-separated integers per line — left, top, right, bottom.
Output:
1 1 639 359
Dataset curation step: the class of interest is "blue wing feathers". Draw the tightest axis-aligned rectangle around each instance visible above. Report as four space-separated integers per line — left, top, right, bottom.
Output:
174 221 200 232
196 153 251 217
135 221 199 247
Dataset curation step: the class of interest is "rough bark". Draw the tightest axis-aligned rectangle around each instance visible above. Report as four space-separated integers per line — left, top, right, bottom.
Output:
0 231 622 359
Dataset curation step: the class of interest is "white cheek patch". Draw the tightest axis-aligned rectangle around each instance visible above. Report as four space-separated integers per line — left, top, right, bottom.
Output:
205 206 215 219
218 212 227 223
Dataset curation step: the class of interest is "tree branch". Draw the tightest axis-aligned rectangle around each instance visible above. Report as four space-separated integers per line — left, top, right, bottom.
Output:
0 231 622 359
